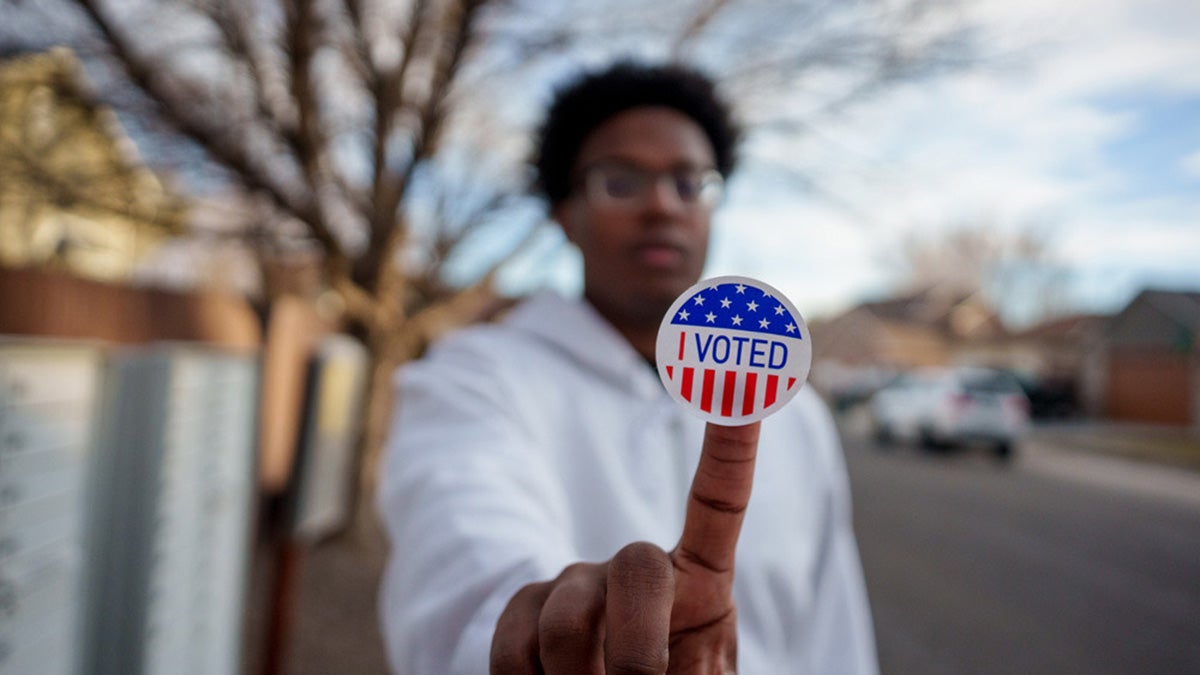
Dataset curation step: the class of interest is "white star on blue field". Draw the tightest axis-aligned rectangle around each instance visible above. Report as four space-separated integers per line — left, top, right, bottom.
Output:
671 282 801 338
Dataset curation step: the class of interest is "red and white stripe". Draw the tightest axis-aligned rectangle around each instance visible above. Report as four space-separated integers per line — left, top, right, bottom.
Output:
664 366 798 419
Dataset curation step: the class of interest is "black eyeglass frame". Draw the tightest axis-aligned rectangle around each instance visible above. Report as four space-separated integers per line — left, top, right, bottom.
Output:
571 162 725 210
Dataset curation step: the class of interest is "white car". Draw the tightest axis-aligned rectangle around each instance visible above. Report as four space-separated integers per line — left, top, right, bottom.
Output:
869 367 1031 459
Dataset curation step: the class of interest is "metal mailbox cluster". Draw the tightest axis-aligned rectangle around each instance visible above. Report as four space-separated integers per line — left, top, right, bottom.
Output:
0 340 259 675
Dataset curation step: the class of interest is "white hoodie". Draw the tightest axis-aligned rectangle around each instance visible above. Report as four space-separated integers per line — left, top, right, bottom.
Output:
378 292 877 674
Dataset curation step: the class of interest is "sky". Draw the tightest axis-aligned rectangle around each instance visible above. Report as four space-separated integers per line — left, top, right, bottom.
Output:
28 0 1190 326
494 0 1200 327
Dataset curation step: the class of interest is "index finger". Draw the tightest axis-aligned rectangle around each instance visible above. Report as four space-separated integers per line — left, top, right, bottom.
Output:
675 421 761 574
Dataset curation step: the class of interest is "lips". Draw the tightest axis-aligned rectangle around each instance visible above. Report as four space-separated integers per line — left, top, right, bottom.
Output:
630 237 689 268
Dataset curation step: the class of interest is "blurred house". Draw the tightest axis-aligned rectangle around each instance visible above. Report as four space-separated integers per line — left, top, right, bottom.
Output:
810 286 1006 408
0 265 260 348
813 286 1005 367
0 48 187 281
1084 289 1200 427
989 314 1107 378
959 313 1107 418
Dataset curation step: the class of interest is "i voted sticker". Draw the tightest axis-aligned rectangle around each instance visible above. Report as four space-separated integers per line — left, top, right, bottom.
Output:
656 276 812 425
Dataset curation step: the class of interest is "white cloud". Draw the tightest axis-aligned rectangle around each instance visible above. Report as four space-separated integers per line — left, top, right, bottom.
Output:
1053 193 1200 267
504 0 1200 325
708 199 892 320
1180 150 1200 178
710 0 1200 321
970 0 1200 95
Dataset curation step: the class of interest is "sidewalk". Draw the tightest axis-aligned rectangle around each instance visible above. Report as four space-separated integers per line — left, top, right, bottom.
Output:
242 515 390 675
1019 421 1200 509
1024 420 1200 473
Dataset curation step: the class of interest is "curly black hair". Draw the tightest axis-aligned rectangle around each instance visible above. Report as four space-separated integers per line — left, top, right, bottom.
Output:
533 61 741 205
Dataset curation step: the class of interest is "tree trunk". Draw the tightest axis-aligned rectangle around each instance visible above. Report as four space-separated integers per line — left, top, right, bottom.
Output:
350 326 422 544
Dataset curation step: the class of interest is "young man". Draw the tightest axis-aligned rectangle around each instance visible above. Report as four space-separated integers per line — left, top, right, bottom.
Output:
378 62 877 674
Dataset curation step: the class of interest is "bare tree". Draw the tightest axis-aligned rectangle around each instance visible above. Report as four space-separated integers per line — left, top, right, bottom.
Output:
0 0 979 511
883 219 1071 327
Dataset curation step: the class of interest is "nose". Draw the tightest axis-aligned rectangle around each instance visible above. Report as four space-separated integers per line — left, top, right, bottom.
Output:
642 174 686 215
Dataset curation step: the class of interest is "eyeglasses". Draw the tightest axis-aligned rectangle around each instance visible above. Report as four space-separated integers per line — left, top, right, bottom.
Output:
574 163 725 210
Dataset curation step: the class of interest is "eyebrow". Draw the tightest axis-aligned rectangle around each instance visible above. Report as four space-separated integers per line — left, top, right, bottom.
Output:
582 158 716 173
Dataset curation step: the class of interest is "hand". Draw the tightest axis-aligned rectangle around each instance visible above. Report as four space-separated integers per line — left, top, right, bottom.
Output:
490 421 761 674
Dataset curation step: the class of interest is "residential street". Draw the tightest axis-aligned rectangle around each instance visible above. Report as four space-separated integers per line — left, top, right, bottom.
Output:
250 423 1200 675
846 430 1200 675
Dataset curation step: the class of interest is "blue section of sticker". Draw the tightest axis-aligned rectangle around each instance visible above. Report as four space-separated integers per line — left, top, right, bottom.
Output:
668 281 803 339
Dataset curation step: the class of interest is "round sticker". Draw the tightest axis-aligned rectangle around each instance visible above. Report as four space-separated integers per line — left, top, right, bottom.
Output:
656 276 812 425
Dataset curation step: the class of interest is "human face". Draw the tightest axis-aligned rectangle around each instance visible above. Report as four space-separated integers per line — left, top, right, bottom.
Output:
554 107 718 327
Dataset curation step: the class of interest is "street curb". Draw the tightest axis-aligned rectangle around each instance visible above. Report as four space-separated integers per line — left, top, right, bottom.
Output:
1018 439 1200 510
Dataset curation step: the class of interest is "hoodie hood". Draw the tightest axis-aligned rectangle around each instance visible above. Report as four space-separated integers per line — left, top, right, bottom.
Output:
503 291 664 398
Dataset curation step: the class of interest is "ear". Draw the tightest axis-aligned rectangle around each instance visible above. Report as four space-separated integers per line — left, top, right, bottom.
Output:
553 201 583 246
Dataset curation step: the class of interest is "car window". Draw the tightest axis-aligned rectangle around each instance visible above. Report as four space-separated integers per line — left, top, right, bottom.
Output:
961 371 1021 394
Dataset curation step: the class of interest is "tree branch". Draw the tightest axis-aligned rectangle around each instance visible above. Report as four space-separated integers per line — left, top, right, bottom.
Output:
71 1 331 245
72 0 379 322
202 0 297 138
284 0 325 200
669 0 732 59
339 0 378 89
362 0 432 260
356 0 487 300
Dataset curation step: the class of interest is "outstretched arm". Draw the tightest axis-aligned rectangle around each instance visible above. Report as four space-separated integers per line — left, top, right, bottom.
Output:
490 421 761 674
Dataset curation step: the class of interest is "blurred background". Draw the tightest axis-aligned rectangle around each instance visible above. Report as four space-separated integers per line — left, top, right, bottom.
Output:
0 0 1197 673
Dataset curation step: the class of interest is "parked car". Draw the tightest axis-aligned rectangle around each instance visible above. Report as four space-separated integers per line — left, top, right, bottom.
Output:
869 366 1031 459
827 368 902 413
1010 371 1079 419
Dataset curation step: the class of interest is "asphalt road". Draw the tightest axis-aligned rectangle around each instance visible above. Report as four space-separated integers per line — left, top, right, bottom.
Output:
845 435 1200 675
253 428 1199 675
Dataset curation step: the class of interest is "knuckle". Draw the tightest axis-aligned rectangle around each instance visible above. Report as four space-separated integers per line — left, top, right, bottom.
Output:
550 565 605 603
494 581 547 636
488 646 526 674
610 542 674 592
610 542 673 592
503 581 547 612
607 650 669 675
690 490 747 515
538 568 605 658
537 612 593 652
611 541 672 582
539 583 601 636
674 544 729 574
556 561 601 583
490 582 548 672
489 623 534 673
